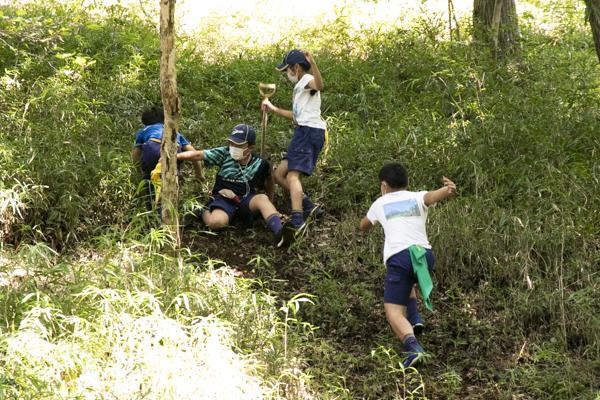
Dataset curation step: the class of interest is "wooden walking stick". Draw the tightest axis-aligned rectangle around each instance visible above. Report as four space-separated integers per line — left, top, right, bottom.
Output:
259 83 276 157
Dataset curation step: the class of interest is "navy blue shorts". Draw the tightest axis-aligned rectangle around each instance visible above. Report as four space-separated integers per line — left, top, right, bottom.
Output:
284 125 325 176
140 139 182 175
207 194 259 224
383 249 435 306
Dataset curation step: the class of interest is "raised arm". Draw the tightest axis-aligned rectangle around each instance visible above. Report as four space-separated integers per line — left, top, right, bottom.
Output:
423 176 456 206
302 50 323 91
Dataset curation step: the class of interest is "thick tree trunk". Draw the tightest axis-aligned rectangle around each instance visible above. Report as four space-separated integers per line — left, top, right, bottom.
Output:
584 0 600 63
473 0 519 57
159 0 180 250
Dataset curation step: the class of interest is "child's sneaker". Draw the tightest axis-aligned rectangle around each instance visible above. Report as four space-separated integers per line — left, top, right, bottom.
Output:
402 345 425 369
183 208 204 227
303 205 324 223
277 221 295 247
294 221 309 239
408 314 424 335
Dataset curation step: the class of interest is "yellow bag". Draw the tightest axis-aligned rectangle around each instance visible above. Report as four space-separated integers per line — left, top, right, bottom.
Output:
150 161 162 202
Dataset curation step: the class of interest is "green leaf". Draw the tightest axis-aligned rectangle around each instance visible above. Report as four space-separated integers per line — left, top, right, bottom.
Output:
86 23 101 30
74 56 87 66
16 10 26 16
55 53 74 59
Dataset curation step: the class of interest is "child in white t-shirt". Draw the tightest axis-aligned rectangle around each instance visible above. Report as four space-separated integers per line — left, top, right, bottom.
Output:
360 162 456 369
262 49 325 239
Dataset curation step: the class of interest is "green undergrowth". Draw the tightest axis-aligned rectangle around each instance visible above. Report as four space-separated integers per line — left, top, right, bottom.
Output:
1 0 600 398
0 230 316 399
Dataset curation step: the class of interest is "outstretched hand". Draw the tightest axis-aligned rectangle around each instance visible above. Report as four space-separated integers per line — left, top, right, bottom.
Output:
195 173 206 184
442 176 456 195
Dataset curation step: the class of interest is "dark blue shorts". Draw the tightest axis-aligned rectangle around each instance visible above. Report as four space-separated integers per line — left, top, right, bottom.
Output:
383 249 435 306
207 194 259 224
140 139 182 175
284 125 325 176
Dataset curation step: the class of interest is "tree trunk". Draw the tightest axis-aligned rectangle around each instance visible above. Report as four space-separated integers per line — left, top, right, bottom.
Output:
159 0 180 251
584 0 600 63
473 0 519 57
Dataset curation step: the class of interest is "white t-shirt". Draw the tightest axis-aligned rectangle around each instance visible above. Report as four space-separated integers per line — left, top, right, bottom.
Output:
292 74 327 130
366 190 432 265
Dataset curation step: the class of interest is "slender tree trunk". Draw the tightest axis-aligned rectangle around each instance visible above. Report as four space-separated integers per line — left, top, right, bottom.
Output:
584 0 600 63
473 0 520 57
159 0 180 251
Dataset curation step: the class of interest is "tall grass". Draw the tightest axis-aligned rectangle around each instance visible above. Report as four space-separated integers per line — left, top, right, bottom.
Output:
0 228 316 399
1 0 599 398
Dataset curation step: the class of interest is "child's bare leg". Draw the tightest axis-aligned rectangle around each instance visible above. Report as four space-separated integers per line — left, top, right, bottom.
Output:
202 208 229 230
274 160 290 192
249 194 284 240
385 302 424 366
384 303 414 340
410 287 417 300
286 170 304 211
249 194 278 220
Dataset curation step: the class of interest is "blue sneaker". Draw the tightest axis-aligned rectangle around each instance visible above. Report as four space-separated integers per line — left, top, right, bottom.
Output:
402 345 425 369
294 221 309 239
303 205 324 223
408 314 424 335
183 208 204 227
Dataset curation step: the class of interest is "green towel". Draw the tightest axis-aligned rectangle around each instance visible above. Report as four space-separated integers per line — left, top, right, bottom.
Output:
409 245 434 312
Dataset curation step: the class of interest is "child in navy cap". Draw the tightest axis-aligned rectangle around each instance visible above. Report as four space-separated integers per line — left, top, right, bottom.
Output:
178 124 293 247
262 49 325 239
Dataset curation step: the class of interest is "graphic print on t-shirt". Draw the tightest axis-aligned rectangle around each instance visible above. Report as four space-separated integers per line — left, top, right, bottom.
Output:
383 199 421 220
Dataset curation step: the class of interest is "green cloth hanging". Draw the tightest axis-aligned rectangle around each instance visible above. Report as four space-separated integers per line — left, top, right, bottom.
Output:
409 245 434 312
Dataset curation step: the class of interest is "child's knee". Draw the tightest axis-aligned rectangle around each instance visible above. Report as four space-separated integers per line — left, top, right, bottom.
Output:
286 171 302 183
253 194 270 207
204 212 229 230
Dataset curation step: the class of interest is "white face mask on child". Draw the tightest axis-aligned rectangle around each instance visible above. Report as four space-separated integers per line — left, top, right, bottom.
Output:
287 67 299 83
229 146 247 161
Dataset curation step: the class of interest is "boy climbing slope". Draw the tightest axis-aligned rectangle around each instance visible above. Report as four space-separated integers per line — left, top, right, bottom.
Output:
262 49 325 238
360 162 456 369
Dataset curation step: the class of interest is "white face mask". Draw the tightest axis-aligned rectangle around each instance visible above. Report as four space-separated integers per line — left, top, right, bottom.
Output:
381 182 387 197
287 68 298 83
229 146 247 161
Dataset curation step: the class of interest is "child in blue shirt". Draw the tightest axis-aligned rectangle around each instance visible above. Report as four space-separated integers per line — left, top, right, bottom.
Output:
262 49 325 238
360 162 456 369
132 107 204 181
178 124 293 247
131 107 204 206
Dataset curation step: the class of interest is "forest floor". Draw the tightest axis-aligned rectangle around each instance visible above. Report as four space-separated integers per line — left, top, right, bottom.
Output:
179 194 588 399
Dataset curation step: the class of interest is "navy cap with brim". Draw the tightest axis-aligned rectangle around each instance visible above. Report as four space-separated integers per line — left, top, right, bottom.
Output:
227 124 256 144
276 49 308 71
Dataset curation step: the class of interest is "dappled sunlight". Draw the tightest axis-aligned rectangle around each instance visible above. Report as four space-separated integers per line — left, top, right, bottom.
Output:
1 0 598 398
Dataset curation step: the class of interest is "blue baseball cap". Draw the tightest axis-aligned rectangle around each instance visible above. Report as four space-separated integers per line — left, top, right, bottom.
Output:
276 49 308 71
227 124 256 144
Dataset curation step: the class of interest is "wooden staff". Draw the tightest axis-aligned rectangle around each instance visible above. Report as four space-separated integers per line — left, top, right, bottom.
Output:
259 83 276 157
